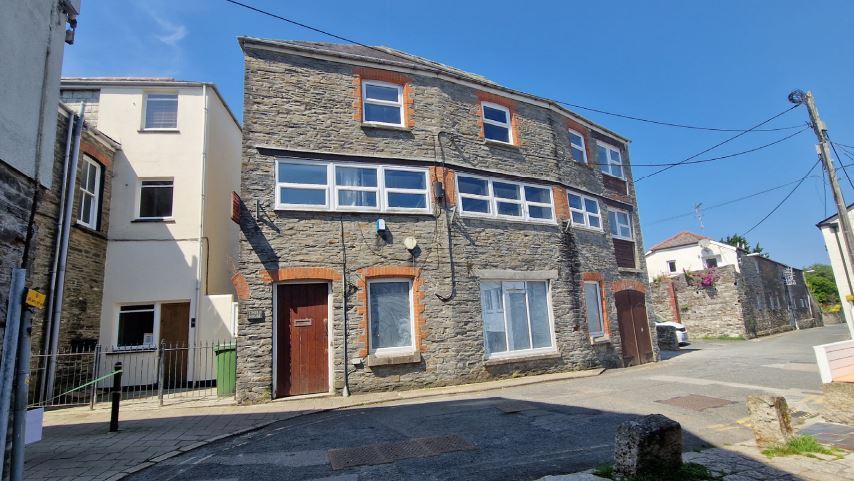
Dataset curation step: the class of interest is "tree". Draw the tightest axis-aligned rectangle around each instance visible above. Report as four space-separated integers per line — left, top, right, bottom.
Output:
719 234 769 257
804 263 840 306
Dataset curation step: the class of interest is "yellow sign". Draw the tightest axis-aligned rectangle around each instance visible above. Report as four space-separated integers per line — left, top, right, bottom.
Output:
846 294 854 302
26 289 46 309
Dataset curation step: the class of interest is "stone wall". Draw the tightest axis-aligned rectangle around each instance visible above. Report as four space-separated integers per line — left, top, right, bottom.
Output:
0 160 37 345
651 266 747 338
236 44 654 403
29 111 115 362
738 254 818 337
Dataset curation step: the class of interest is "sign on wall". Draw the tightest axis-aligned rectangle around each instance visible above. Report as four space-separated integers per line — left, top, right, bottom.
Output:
783 267 796 286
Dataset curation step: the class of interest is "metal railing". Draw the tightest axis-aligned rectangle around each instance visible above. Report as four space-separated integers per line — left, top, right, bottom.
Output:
29 339 236 409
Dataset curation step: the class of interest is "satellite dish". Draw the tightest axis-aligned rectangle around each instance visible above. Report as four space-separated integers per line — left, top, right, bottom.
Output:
698 239 711 248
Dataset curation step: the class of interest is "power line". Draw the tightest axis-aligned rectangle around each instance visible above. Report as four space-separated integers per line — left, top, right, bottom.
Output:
624 128 805 167
635 104 801 182
828 137 854 191
551 100 804 132
743 159 821 235
224 0 805 137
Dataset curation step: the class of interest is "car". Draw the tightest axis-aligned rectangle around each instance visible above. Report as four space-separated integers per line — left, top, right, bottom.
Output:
655 321 689 345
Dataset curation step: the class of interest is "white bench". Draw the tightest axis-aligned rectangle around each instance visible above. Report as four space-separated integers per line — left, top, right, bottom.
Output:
814 339 854 383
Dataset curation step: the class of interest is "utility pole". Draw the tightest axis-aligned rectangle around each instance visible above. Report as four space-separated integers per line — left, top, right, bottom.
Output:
791 90 854 338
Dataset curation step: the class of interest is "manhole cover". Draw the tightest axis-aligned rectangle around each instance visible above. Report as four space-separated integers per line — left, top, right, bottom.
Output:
656 394 735 411
327 434 476 470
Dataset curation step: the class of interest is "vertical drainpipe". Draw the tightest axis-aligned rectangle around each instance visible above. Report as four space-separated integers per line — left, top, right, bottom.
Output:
44 106 85 401
39 107 77 401
193 85 209 378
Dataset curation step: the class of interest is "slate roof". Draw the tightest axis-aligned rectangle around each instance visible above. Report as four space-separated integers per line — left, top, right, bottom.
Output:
648 231 710 252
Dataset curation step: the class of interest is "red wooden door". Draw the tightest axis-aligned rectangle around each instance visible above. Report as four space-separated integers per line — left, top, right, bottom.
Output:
276 283 329 397
615 290 654 366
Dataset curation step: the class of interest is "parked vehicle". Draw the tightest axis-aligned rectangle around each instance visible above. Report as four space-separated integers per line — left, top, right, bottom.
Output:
655 321 689 345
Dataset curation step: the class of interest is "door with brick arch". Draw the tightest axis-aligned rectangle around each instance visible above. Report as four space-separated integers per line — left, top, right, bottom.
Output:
276 283 329 397
615 289 654 366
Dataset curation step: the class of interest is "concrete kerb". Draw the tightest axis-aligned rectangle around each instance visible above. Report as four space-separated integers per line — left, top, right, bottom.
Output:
108 368 606 479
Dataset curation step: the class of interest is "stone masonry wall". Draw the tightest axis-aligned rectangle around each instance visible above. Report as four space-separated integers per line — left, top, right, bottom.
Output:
236 44 654 403
738 255 819 337
29 111 115 362
651 265 747 338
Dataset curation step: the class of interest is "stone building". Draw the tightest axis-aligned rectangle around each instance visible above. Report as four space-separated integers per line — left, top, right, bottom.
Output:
1 0 80 339
648 231 819 339
234 38 656 404
27 104 119 397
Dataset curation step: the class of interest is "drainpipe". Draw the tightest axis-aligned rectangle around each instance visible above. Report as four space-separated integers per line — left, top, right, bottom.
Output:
432 130 457 302
44 107 84 401
339 219 350 397
193 86 209 367
39 107 78 401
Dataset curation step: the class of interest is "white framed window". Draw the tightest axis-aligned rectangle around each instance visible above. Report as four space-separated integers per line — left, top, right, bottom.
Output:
481 102 512 144
362 80 404 127
77 156 101 229
596 141 624 179
138 179 174 219
456 174 555 223
368 278 415 355
480 280 554 358
608 209 632 240
116 304 158 349
667 260 677 273
583 281 605 337
143 93 178 130
568 129 587 163
275 160 430 213
567 191 602 230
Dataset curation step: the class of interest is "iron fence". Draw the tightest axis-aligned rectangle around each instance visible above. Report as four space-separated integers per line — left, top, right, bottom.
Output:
28 339 236 409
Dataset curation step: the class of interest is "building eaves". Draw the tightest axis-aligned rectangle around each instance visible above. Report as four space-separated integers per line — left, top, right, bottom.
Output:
237 37 630 144
58 102 121 151
60 77 243 130
816 203 854 228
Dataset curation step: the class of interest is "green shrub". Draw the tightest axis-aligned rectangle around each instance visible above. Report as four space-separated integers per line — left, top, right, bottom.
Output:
762 435 843 459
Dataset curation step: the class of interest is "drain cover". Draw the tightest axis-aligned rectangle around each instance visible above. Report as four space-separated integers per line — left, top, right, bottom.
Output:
656 394 736 411
327 434 476 470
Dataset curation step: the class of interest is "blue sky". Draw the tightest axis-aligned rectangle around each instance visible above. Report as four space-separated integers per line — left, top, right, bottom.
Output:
63 1 854 268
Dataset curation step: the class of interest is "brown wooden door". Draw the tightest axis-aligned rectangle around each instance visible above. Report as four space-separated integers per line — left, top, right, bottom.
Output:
160 302 190 388
615 290 654 366
276 283 329 397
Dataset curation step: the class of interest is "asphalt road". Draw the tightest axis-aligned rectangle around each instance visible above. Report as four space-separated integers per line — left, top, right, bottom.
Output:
129 324 849 481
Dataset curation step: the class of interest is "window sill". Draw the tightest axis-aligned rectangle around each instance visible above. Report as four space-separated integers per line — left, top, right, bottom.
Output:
459 212 558 226
131 218 175 223
361 122 412 132
138 128 180 134
601 173 627 182
570 224 605 234
590 336 611 345
365 351 422 367
618 267 643 274
484 350 561 366
483 139 520 150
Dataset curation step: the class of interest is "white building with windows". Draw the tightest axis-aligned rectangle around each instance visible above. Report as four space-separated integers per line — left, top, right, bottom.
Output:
645 231 741 281
60 78 242 383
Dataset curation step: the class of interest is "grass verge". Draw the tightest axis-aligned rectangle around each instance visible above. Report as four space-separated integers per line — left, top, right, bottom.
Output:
761 435 844 459
592 462 719 480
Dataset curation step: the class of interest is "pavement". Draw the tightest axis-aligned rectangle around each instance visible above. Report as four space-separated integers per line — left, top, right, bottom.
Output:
24 324 853 481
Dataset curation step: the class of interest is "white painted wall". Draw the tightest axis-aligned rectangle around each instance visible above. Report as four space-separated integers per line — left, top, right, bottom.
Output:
86 83 242 355
1 0 77 187
646 241 739 281
820 218 854 329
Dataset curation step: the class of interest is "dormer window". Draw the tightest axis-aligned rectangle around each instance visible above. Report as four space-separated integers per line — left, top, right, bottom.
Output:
362 81 403 126
481 102 512 144
597 141 624 179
